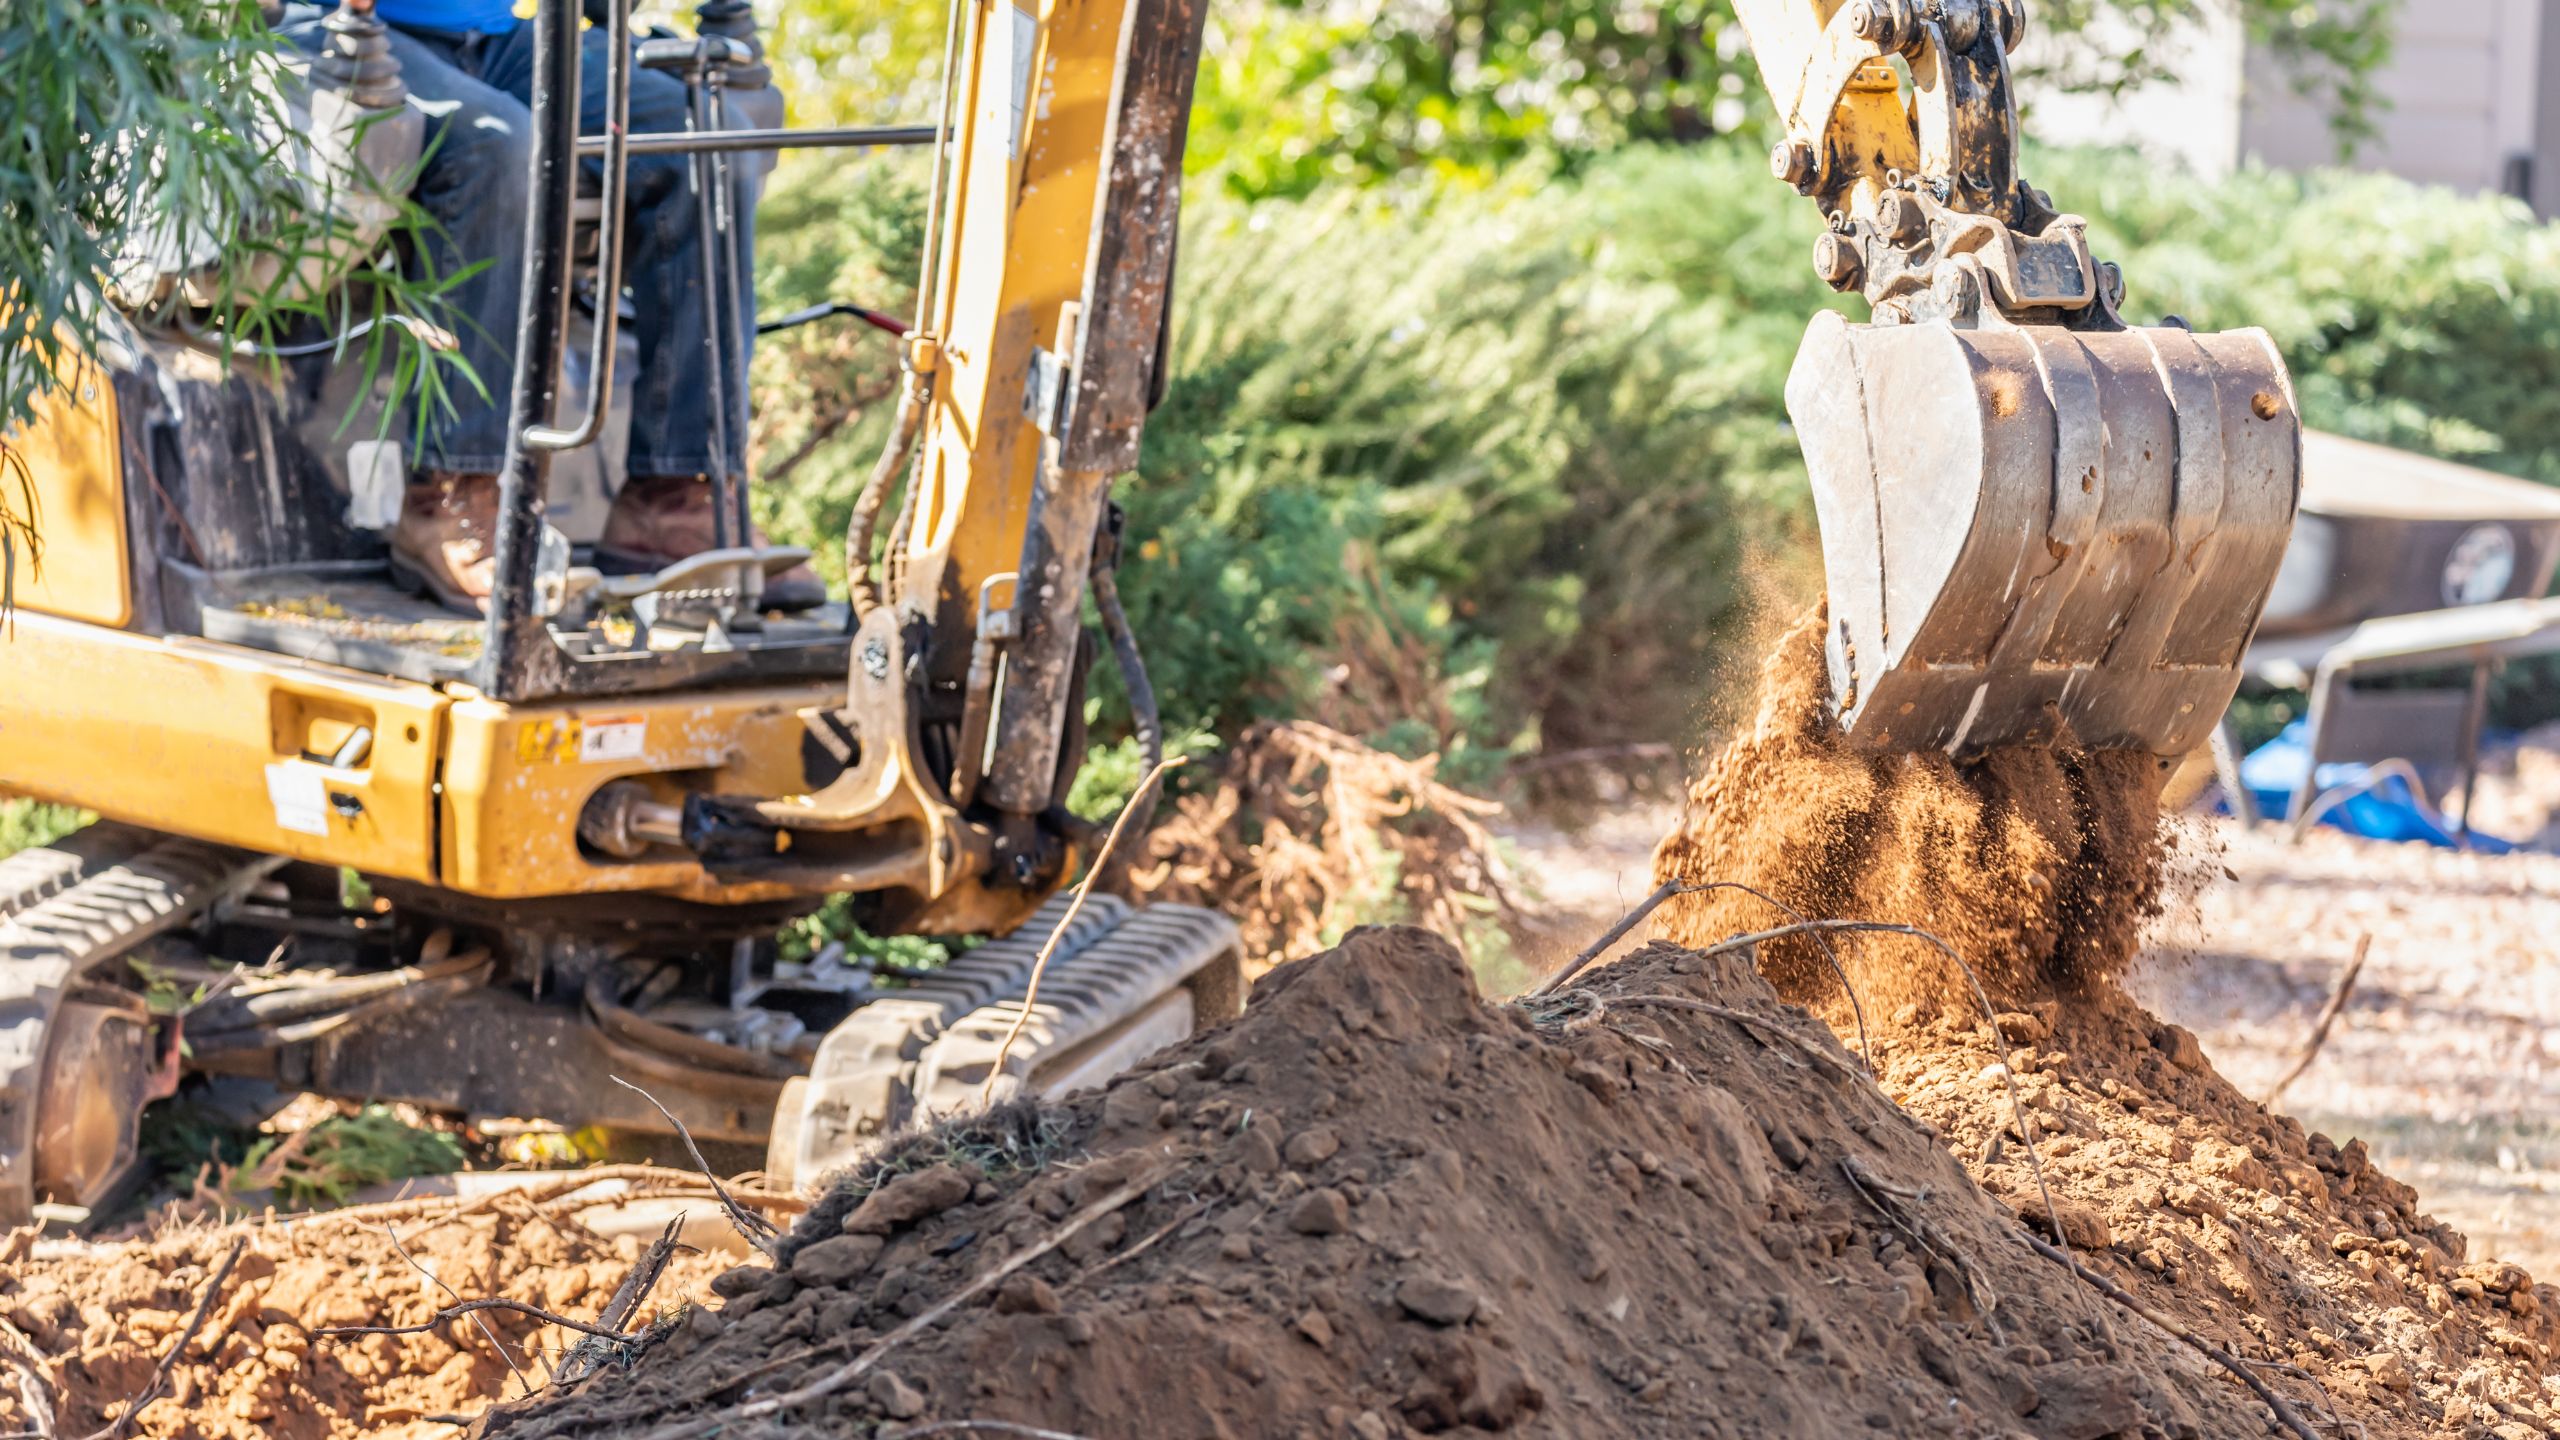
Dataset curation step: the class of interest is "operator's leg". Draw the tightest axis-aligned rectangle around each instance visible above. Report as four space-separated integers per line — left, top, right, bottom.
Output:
475 24 819 609
284 19 533 611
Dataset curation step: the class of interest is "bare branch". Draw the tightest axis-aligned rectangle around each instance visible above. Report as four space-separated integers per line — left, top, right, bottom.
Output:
1593 994 1867 1086
2011 1220 2321 1440
2264 933 2373 1108
982 758 1187 1103
885 1414 1095 1424
597 1214 688 1336
0 1317 56 1440
382 1223 535 1397
312 1298 629 1343
609 1076 783 1258
1533 878 1872 1068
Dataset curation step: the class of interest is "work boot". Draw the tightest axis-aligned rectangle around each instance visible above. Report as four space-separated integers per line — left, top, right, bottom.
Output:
388 471 499 615
598 474 827 612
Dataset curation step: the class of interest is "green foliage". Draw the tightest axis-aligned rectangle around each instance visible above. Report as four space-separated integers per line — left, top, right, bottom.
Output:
144 1102 465 1209
748 153 930 589
0 0 475 588
1133 151 1827 755
779 893 969 968
0 799 91 860
1187 0 2397 199
751 138 2560 777
1064 726 1223 820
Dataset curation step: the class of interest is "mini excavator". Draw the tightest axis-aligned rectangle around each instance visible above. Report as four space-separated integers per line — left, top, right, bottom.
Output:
0 0 2298 1225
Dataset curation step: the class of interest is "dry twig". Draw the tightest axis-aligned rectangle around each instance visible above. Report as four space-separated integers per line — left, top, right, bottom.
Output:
982 758 1185 1103
2264 933 2373 1108
609 1076 782 1257
297 1164 802 1233
885 1414 1095 1424
89 1236 245 1440
1838 1157 2001 1337
0 1318 55 1440
1596 994 1867 1086
1531 878 1872 1065
314 1298 630 1343
380 1223 537 1396
595 1213 688 1336
886 1425 1095 1439
2011 1226 2321 1440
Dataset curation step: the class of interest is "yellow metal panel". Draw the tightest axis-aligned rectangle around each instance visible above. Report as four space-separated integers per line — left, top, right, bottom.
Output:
0 614 443 877
438 681 843 898
908 0 1130 659
6 359 131 626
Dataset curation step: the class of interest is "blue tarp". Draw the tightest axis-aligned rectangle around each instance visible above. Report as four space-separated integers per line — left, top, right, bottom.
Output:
2235 719 2517 852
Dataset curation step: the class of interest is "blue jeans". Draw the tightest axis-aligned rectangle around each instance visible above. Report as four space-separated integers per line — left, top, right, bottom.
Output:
291 17 753 478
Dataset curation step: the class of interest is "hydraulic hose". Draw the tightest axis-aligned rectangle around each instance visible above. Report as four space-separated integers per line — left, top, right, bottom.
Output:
847 370 929 620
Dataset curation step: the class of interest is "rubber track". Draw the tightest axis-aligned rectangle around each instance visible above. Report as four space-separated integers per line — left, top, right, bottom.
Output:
0 821 149 922
0 832 276 1224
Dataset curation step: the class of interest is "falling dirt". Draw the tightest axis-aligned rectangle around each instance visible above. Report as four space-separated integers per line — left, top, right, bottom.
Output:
0 1193 731 1439
1652 606 2173 1019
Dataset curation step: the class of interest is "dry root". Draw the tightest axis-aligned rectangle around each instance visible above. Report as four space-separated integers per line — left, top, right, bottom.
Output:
1129 720 1526 966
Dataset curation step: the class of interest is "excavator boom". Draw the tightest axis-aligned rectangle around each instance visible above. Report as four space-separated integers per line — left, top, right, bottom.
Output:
1732 0 2302 755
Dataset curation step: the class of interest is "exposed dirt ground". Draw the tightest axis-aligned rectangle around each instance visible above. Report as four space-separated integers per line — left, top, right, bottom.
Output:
445 615 2559 1439
2140 823 2560 1279
0 1182 751 1438
10 620 2559 1438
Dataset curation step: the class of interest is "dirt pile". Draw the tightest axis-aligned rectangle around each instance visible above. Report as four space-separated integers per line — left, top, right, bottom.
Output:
0 1192 730 1439
1652 608 2168 1015
1879 984 2560 1435
1642 605 2560 1433
479 925 2375 1440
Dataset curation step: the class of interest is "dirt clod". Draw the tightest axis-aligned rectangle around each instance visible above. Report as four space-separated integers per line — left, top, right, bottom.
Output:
843 1163 975 1235
1391 1273 1479 1327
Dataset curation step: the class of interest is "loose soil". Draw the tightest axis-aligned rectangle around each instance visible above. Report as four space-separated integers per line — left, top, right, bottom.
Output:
12 613 2558 1439
470 608 2560 1438
475 918 2560 1440
0 1193 730 1439
1651 607 2171 1017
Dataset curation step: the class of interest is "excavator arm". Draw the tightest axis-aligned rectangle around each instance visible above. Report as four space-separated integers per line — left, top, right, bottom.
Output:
1730 0 2303 756
658 0 1209 934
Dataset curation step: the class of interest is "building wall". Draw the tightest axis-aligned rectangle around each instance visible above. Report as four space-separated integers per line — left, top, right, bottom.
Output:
2022 0 2556 215
2242 0 2542 201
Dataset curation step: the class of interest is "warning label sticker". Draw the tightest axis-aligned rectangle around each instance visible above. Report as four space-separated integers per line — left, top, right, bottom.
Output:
515 715 648 764
578 716 647 763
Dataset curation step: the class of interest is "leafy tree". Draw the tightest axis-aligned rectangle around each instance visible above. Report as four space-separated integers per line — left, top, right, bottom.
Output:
1186 0 2397 197
762 0 2396 202
0 0 470 600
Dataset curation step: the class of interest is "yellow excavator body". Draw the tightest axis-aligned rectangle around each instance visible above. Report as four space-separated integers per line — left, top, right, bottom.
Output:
0 0 1234 1225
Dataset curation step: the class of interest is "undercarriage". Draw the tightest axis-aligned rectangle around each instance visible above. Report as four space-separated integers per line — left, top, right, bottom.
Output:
0 821 1240 1226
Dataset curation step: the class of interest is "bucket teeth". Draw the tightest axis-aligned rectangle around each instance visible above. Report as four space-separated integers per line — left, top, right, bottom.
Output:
1787 311 2301 757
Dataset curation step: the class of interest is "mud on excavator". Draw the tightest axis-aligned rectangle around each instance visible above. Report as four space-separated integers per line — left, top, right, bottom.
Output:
0 0 2301 1227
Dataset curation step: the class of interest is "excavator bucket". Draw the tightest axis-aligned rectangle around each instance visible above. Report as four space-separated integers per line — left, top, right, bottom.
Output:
1787 310 2302 756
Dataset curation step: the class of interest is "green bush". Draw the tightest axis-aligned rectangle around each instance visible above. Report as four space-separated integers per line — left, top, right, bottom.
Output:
749 140 2560 778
